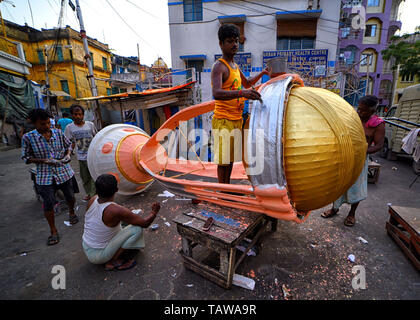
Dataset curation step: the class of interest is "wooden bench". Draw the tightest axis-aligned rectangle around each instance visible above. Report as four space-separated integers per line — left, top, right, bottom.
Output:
368 160 381 184
386 205 420 271
173 205 277 289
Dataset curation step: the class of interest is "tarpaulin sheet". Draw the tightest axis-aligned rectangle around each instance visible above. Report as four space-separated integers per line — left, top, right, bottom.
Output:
0 72 36 123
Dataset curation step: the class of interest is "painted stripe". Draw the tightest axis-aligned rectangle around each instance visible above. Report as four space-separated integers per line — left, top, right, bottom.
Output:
276 9 322 15
169 0 218 5
180 54 207 60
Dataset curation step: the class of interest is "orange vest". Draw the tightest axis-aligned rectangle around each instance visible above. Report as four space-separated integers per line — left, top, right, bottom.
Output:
213 58 245 120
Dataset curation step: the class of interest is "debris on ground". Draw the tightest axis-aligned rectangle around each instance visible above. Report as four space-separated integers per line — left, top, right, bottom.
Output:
357 237 368 244
150 224 159 231
186 284 194 287
164 222 171 227
64 221 71 227
348 254 356 263
232 274 255 290
235 239 258 256
282 284 291 299
158 190 175 197
131 209 142 214
392 167 398 170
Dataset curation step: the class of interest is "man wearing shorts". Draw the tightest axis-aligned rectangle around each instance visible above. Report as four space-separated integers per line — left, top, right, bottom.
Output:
22 109 78 246
211 24 268 183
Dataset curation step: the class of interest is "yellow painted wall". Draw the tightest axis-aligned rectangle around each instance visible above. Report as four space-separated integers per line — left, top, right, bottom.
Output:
393 74 420 104
363 18 382 45
2 22 111 110
366 0 385 14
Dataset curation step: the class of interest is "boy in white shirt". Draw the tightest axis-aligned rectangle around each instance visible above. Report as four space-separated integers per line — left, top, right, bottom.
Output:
65 104 97 201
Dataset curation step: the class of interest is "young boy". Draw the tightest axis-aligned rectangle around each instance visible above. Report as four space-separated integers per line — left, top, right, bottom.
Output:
211 24 268 184
82 174 160 271
65 104 97 201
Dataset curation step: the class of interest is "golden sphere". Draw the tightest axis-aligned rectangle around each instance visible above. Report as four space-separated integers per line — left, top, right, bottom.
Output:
283 87 367 211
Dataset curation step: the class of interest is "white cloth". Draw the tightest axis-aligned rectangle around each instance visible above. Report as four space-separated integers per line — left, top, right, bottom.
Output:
402 128 420 162
82 199 122 249
64 121 97 161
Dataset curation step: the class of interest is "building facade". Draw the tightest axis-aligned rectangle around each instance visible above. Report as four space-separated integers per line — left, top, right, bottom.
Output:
337 0 403 107
168 0 341 102
391 32 420 105
2 20 112 112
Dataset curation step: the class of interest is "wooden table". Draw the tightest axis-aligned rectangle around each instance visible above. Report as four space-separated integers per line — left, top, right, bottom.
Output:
173 206 277 289
386 205 420 271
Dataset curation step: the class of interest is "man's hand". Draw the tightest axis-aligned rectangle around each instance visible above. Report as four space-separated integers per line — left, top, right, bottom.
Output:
241 89 261 100
151 202 161 215
60 154 71 164
44 159 61 166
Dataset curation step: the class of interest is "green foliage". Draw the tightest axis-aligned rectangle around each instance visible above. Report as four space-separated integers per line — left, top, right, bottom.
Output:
381 37 420 78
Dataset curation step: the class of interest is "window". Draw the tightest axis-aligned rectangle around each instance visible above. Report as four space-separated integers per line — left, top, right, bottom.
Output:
367 0 380 6
361 54 373 65
401 74 414 82
56 46 64 62
186 59 204 84
106 88 112 96
112 87 119 94
341 27 350 38
89 51 94 64
184 0 203 22
364 24 377 37
276 37 315 50
302 37 315 49
60 80 70 94
340 46 357 65
102 57 108 70
37 50 45 64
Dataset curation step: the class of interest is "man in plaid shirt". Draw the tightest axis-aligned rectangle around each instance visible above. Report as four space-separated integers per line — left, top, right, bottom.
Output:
22 109 79 246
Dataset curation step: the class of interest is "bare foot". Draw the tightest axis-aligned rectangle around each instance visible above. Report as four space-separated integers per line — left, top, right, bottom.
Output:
105 259 124 271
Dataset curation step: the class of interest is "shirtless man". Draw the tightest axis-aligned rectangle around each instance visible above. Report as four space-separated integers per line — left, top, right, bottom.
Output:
321 95 385 226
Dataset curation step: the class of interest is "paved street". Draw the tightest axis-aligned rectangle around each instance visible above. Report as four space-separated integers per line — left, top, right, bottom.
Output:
0 147 419 300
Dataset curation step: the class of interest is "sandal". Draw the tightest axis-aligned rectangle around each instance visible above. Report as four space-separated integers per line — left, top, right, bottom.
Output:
116 259 137 271
105 260 124 271
105 259 137 271
69 214 79 225
47 234 60 246
321 209 338 218
344 215 355 227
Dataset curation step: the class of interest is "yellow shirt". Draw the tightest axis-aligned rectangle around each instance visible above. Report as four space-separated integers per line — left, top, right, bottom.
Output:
213 58 245 120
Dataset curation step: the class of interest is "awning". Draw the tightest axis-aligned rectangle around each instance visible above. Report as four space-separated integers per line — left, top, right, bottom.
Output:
276 9 322 20
50 90 72 97
180 55 206 61
218 14 246 23
77 81 196 101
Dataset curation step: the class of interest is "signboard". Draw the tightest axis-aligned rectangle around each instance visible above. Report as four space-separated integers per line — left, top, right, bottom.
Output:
215 52 252 73
263 49 328 77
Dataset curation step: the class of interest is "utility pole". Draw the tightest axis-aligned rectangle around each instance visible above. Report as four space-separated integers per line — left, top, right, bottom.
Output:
137 43 141 83
74 0 103 128
43 44 51 112
365 55 370 96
